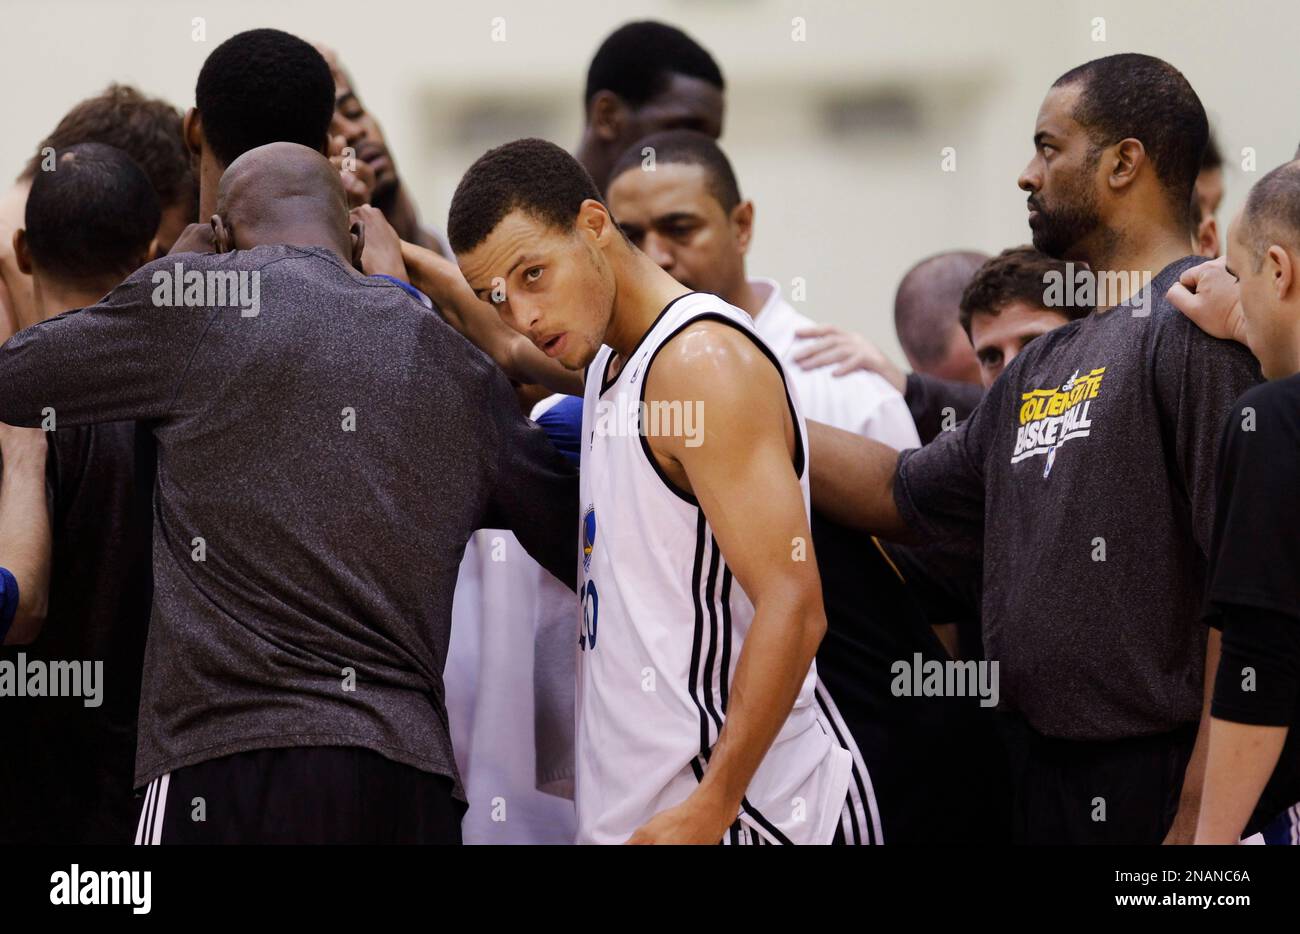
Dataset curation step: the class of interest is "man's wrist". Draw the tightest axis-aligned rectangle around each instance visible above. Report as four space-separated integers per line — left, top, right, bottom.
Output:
0 437 47 471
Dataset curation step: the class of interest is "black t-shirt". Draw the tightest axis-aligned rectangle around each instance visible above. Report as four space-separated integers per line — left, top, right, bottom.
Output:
894 256 1263 740
1204 375 1300 833
810 510 1009 843
0 422 155 843
903 373 984 445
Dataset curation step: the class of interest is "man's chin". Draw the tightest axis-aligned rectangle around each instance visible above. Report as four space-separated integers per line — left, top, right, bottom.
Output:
369 172 400 207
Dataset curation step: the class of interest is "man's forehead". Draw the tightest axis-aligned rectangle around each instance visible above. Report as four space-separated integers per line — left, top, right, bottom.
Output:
1035 84 1081 133
610 161 712 209
639 75 724 131
460 212 554 283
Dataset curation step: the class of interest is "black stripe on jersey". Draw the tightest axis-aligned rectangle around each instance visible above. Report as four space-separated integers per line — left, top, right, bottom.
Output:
601 292 698 396
719 562 734 712
815 687 870 845
688 512 711 762
741 798 793 845
701 537 725 738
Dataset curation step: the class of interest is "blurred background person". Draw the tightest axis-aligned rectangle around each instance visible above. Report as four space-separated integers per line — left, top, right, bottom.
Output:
1192 129 1224 258
0 83 196 333
0 142 160 843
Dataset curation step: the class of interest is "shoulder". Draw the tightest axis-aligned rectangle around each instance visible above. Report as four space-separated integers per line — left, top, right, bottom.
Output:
651 314 777 392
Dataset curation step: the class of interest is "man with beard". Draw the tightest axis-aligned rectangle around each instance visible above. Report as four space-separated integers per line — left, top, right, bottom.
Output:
806 53 1260 844
316 44 447 255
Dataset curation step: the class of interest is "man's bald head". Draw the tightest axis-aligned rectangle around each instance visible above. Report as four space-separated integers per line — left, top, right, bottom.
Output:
894 250 988 384
214 142 354 257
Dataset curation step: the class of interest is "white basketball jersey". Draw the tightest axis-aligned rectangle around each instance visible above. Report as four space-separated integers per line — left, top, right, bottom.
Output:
575 292 852 845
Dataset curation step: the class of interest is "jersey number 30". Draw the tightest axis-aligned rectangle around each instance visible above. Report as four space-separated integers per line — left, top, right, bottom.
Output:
580 579 599 651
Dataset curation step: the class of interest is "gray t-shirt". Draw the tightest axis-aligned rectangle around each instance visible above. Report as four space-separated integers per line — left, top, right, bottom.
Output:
0 245 578 795
894 256 1261 740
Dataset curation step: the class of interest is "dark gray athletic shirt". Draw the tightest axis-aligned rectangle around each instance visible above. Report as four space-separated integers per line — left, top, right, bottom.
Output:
0 245 578 795
894 256 1261 741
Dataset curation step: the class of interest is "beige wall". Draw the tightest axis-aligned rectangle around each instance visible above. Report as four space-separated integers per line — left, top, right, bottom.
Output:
2 0 1296 361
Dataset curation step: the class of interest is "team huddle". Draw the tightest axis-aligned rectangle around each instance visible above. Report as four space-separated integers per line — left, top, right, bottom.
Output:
0 21 1297 846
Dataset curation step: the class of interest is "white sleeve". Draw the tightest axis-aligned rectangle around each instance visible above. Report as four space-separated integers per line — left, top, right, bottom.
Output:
858 387 922 450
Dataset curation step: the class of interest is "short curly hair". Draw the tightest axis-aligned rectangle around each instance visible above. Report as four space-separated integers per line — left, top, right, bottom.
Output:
959 246 1091 336
584 21 723 113
608 130 740 211
20 83 193 211
448 138 604 256
196 28 334 168
1053 53 1207 222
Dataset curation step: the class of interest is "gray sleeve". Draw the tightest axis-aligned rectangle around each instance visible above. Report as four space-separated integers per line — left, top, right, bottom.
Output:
893 386 998 558
1155 314 1263 554
0 268 196 427
480 371 579 591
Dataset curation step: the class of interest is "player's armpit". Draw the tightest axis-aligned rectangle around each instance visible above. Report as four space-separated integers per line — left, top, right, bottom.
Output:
806 420 913 541
639 323 826 839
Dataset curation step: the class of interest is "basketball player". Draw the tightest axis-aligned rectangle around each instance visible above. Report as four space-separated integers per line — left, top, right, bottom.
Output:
442 137 874 845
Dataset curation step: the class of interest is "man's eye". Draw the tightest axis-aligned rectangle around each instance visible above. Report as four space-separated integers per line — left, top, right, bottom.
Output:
525 267 543 283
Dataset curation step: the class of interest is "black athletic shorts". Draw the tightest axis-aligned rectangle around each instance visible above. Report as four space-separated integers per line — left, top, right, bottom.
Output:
998 715 1196 845
134 746 464 844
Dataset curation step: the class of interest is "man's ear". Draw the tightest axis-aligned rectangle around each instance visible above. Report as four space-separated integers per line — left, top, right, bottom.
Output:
1267 244 1294 299
13 229 32 275
576 198 615 246
350 218 366 270
1108 138 1145 192
731 200 756 255
1196 215 1220 259
589 91 628 144
211 214 233 254
183 108 203 158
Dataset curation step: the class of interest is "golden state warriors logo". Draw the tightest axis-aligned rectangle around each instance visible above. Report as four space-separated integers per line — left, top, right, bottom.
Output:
582 506 597 573
1011 367 1106 467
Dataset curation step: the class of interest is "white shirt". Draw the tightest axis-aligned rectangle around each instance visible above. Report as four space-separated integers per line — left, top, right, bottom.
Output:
749 278 920 450
443 394 578 844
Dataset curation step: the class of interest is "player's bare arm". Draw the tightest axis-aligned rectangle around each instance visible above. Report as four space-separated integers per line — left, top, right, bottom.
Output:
627 322 827 844
806 420 914 541
400 239 583 396
1196 718 1287 844
0 422 50 644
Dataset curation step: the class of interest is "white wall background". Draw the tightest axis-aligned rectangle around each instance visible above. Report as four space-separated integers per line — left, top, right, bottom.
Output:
2 0 1296 362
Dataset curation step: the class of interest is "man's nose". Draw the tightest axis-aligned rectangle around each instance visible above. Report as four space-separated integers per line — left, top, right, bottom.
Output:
331 112 367 147
1018 161 1039 193
643 232 674 271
